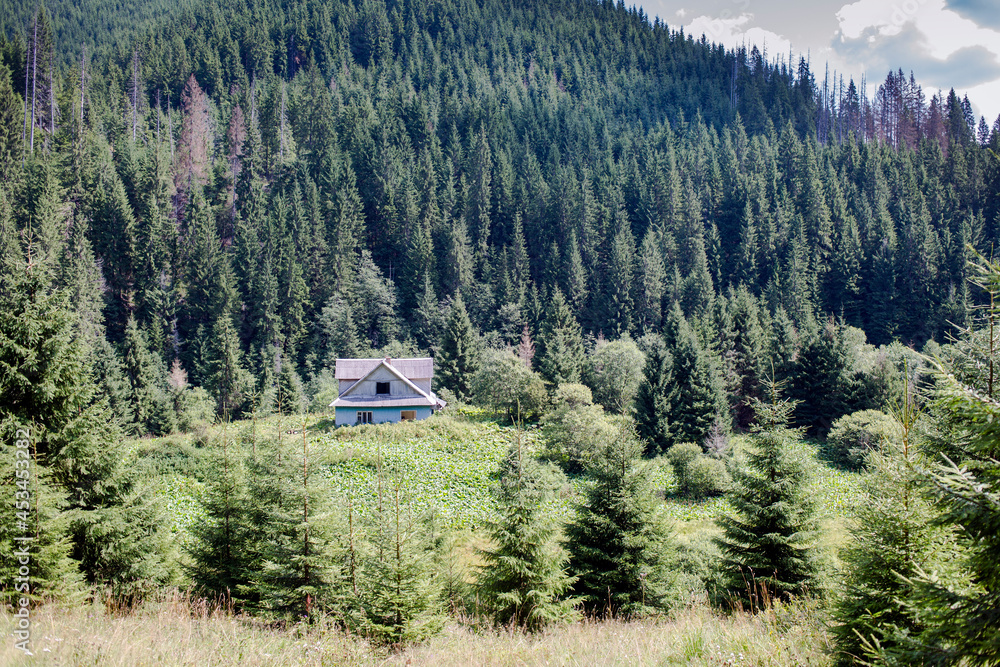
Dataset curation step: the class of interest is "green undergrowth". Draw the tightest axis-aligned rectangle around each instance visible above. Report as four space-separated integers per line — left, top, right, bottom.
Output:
125 410 861 554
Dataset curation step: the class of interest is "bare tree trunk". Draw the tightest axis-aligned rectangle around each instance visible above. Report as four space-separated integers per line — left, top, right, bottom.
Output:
29 15 37 154
80 45 86 129
22 38 29 161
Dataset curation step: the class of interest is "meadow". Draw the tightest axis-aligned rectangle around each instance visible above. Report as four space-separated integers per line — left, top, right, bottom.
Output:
3 409 861 665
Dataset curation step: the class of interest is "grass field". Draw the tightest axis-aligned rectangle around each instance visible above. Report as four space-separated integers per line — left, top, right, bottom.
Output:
0 592 833 666
132 408 862 545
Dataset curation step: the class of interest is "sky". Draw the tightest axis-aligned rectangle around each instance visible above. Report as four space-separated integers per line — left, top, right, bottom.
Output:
636 0 1000 123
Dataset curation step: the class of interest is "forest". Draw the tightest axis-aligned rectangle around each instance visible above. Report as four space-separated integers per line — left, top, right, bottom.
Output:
1 0 1000 663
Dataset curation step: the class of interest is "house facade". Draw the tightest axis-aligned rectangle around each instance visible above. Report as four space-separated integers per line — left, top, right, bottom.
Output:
331 357 446 426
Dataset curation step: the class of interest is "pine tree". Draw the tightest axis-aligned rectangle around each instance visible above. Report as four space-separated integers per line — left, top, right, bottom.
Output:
122 316 176 435
0 264 170 601
634 335 672 456
436 293 479 400
475 436 578 631
187 424 253 605
360 439 444 646
0 64 20 180
893 253 1000 665
567 423 676 617
537 288 585 385
252 423 339 620
788 319 851 436
715 381 820 609
660 305 727 449
207 314 255 419
606 221 636 336
831 387 955 665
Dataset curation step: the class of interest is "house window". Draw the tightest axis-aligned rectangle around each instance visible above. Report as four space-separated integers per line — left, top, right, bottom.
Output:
376 382 391 395
356 411 373 424
400 410 416 421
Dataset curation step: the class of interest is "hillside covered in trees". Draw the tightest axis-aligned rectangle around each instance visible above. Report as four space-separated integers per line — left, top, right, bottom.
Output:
2 0 999 434
3 0 1000 663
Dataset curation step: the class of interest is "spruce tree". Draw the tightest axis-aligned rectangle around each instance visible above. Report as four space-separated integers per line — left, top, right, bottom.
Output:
360 439 444 646
893 253 1000 665
537 288 585 386
187 425 254 605
831 388 955 665
122 316 176 435
0 264 170 601
567 423 676 617
476 436 578 631
436 293 479 400
207 314 255 419
714 381 820 609
634 335 672 455
252 423 339 620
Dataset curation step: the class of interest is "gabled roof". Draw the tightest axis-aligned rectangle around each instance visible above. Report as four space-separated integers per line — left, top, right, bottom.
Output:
331 358 446 409
335 357 433 380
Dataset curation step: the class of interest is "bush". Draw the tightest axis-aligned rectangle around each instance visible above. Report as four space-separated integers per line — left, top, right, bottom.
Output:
586 335 645 414
826 409 900 469
666 442 730 498
176 386 215 432
684 456 731 497
553 383 593 408
541 389 620 473
307 369 340 413
471 349 548 420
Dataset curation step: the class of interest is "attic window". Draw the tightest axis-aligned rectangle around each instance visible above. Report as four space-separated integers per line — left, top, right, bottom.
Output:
376 382 391 395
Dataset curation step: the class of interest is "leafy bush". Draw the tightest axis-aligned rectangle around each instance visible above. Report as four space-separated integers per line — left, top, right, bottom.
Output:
471 348 548 421
825 409 900 469
541 387 620 473
666 442 730 498
175 386 215 432
307 369 340 413
586 335 645 414
684 456 731 498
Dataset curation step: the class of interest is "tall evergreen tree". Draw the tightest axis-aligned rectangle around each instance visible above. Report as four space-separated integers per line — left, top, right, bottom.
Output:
476 437 578 631
537 288 585 386
567 423 676 617
715 381 821 609
436 293 479 400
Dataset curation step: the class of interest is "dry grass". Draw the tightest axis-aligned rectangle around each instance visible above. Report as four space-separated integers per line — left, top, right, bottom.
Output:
1 594 832 666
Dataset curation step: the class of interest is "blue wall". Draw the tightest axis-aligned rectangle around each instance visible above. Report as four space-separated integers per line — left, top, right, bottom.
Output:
335 406 433 426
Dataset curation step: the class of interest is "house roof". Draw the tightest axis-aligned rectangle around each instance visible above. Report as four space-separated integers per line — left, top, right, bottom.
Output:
335 357 433 380
331 358 446 409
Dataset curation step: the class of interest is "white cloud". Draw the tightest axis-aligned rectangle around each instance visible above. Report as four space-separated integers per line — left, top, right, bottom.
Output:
676 8 687 18
836 0 1000 59
832 0 1000 117
685 13 794 60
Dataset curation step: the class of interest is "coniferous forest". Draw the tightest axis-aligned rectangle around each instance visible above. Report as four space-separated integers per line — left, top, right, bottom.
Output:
2 0 1000 663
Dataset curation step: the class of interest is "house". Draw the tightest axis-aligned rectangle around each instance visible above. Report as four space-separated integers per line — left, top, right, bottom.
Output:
330 357 447 426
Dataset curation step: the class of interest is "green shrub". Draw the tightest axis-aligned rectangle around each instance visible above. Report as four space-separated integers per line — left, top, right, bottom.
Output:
471 348 548 421
553 383 593 408
826 409 900 469
666 442 730 497
540 401 620 474
176 386 215 432
684 456 731 498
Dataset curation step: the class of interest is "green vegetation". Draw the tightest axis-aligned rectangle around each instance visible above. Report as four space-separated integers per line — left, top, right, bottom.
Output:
2 0 1000 661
